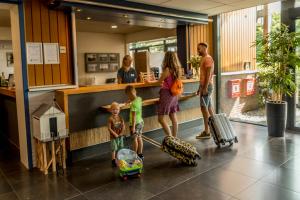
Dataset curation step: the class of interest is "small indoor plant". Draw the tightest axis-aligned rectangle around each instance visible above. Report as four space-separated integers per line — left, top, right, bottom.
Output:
187 55 201 78
255 24 300 137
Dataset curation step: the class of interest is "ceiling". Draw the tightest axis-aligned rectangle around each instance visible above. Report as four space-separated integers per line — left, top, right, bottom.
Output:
76 20 152 34
127 0 282 16
0 9 10 27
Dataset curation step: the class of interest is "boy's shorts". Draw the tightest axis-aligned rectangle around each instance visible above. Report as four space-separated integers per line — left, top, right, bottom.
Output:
111 136 124 152
130 122 144 137
200 84 213 108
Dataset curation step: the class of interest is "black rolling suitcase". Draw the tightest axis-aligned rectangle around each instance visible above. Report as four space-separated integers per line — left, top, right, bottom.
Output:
208 114 238 147
142 135 201 166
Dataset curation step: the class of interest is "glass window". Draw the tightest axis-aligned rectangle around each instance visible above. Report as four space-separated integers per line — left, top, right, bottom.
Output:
295 0 300 8
149 45 164 53
129 37 177 53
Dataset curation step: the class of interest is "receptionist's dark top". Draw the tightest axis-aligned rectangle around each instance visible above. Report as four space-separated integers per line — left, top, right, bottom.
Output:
117 67 137 83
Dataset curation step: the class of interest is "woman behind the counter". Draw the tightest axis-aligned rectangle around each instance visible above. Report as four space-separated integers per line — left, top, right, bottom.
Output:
117 55 137 84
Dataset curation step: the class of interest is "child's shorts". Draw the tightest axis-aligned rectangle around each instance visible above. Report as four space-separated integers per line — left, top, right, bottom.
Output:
130 122 144 137
111 136 124 152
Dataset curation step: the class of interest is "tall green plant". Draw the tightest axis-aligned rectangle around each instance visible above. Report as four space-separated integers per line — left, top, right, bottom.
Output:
255 24 300 102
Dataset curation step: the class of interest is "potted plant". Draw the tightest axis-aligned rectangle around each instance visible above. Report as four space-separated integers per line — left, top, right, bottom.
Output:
255 24 300 137
187 55 201 79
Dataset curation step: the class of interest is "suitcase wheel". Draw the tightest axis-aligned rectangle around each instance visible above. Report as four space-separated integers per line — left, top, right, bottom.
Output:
234 137 238 143
229 141 233 146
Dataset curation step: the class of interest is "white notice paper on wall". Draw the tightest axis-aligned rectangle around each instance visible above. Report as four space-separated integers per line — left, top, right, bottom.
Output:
43 43 60 64
26 42 43 64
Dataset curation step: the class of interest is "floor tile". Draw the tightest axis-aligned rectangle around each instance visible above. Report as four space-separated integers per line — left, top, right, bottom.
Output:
67 195 88 200
66 156 119 193
235 181 300 200
0 192 19 200
261 167 300 193
0 174 12 195
146 196 163 200
13 175 80 200
129 160 198 195
156 174 231 200
84 180 154 200
221 156 276 179
281 155 300 171
241 146 292 166
191 168 257 196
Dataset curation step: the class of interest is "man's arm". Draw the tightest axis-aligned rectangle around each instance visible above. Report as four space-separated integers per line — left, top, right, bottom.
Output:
203 67 212 90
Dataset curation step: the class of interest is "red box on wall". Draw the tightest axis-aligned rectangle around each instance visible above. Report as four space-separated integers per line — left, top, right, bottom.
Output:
241 78 256 96
227 79 241 98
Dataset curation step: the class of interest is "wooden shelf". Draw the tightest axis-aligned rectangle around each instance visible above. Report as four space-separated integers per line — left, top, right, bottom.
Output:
100 93 197 111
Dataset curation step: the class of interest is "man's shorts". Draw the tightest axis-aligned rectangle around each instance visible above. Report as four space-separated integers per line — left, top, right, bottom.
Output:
111 136 124 152
130 122 144 138
200 84 213 108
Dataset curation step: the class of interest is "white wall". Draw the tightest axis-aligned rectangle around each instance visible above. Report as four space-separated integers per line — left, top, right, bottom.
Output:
77 32 126 85
0 27 12 40
0 27 13 78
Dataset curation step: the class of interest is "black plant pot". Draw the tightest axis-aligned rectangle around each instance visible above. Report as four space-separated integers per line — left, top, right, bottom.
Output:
266 101 287 137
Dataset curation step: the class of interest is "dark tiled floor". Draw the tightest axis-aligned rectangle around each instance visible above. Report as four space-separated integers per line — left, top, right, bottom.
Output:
1 122 300 200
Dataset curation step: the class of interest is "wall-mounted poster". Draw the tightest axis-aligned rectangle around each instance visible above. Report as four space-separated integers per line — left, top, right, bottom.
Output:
86 64 98 72
98 54 109 63
43 43 60 64
86 53 97 62
109 53 119 63
6 52 13 67
109 63 119 71
85 53 120 73
26 42 43 64
99 63 109 71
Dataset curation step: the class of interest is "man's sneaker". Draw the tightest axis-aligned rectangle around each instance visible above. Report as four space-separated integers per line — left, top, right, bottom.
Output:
111 159 117 167
196 131 211 139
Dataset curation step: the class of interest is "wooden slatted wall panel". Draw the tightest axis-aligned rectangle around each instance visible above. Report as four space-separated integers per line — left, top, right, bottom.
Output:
24 0 73 87
189 22 213 58
24 0 36 86
220 7 257 72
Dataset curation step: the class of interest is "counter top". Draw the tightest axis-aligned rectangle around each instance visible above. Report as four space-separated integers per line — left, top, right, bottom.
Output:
0 87 15 98
57 79 199 95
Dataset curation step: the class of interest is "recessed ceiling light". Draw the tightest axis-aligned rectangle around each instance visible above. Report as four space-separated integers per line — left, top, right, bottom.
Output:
86 17 91 20
111 25 118 29
76 8 82 12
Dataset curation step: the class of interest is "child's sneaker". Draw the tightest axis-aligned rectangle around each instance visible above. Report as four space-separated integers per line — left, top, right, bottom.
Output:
196 131 211 139
138 154 144 161
111 159 117 167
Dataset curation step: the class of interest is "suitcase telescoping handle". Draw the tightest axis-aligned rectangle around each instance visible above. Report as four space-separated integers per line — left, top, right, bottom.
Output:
142 135 161 148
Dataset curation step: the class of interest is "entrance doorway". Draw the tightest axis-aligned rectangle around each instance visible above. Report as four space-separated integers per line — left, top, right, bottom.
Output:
0 3 32 169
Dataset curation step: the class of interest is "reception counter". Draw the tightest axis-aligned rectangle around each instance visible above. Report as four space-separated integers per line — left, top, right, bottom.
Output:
0 87 19 149
0 87 15 98
56 79 203 160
